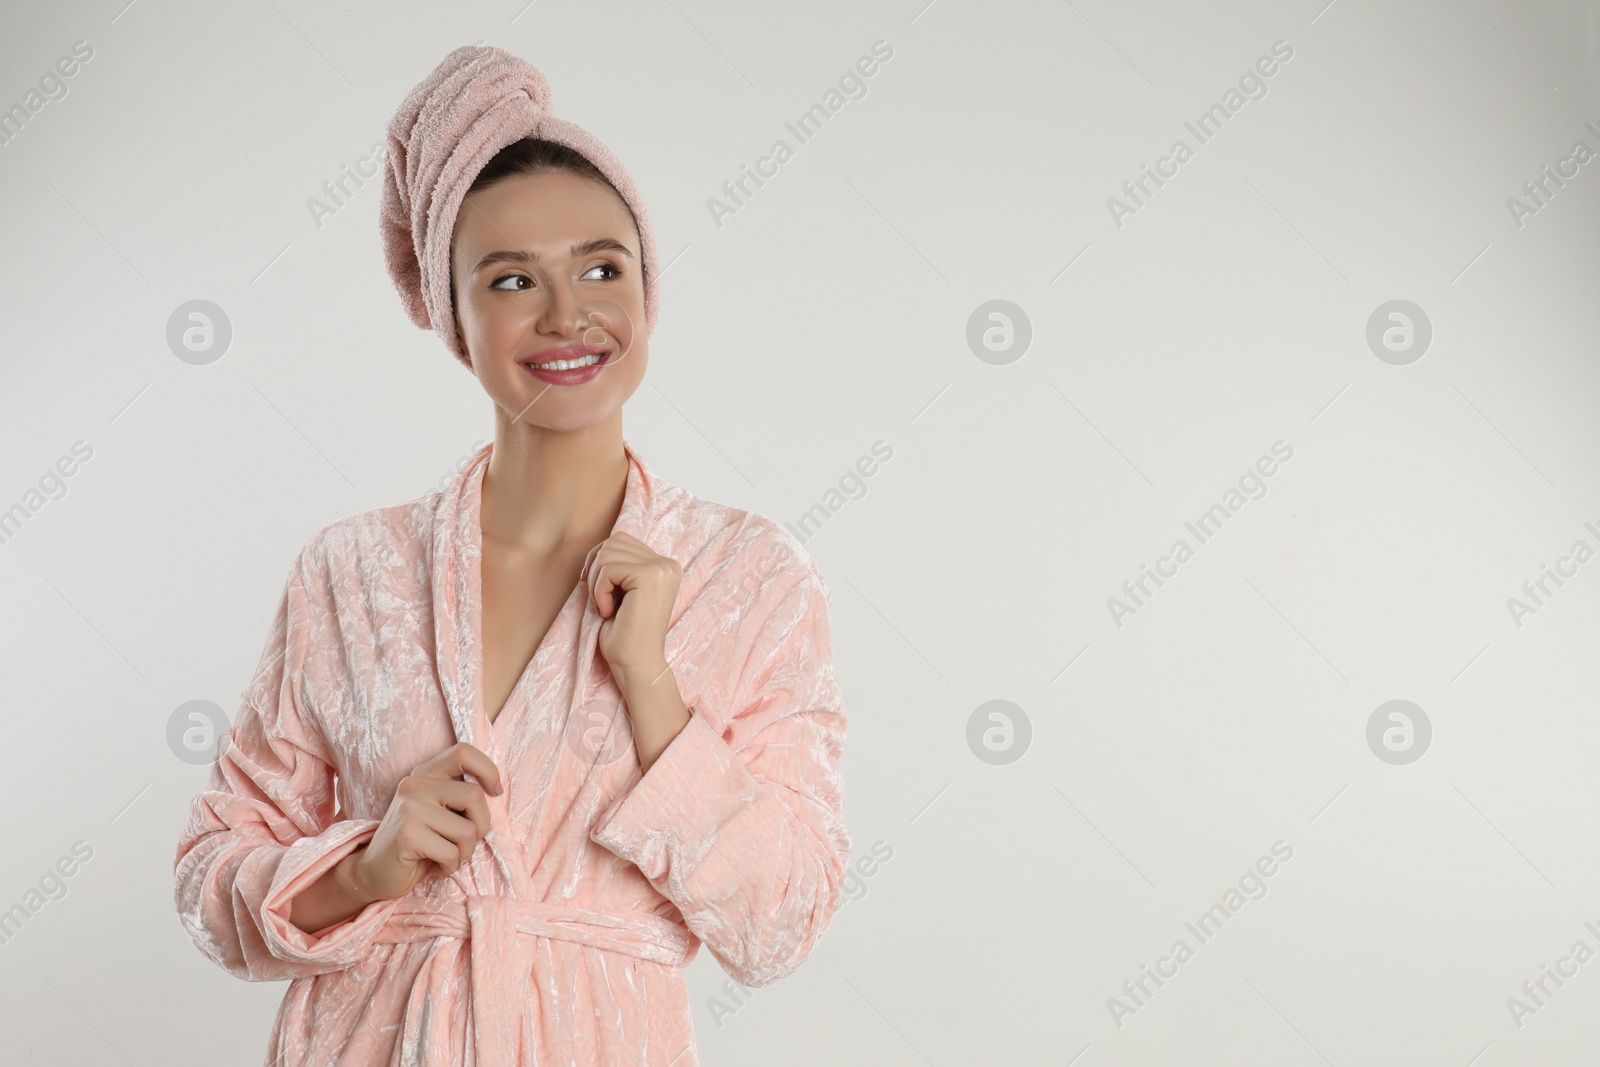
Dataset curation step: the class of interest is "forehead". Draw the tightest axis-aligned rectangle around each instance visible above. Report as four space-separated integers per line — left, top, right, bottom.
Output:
451 168 636 254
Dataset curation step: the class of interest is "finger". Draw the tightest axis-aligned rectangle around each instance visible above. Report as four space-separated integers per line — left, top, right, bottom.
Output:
580 539 605 583
427 779 495 839
590 557 617 618
584 537 658 617
416 742 503 795
591 554 645 619
403 821 470 876
453 744 504 795
588 535 654 572
409 799 486 862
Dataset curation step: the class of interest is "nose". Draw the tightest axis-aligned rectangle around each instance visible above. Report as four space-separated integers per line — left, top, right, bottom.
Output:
535 275 581 337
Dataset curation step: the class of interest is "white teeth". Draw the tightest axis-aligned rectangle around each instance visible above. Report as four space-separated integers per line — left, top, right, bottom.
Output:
528 352 603 371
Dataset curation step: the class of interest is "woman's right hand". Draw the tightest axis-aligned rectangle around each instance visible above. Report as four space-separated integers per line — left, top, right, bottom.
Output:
348 742 504 903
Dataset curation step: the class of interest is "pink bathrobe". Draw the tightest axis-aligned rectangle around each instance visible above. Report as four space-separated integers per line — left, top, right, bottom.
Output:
172 440 850 1066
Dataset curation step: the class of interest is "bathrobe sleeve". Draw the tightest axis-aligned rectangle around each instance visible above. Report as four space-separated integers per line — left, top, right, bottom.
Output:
172 545 400 982
590 556 850 987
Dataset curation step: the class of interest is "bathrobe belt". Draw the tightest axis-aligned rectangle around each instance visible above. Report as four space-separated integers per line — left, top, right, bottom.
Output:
373 893 694 1065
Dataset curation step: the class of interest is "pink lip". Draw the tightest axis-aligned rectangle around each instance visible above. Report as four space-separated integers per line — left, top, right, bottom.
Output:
520 344 612 386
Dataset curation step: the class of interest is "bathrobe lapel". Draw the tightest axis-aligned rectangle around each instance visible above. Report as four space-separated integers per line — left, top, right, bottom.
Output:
429 439 659 894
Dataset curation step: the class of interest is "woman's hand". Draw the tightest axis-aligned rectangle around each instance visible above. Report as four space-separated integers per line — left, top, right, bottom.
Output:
581 531 683 692
349 742 504 903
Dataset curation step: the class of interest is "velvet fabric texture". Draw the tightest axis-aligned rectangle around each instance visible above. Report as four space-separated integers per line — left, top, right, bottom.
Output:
172 441 849 1066
378 45 664 371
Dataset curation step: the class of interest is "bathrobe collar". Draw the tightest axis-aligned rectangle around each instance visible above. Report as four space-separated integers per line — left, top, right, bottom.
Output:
430 438 661 760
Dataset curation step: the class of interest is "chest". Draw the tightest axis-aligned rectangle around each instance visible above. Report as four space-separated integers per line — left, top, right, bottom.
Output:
480 543 588 726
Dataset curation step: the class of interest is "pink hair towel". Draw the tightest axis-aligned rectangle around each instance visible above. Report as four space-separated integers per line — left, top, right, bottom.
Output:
378 45 662 371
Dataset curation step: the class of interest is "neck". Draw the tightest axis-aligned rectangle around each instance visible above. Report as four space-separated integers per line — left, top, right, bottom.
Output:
480 409 628 555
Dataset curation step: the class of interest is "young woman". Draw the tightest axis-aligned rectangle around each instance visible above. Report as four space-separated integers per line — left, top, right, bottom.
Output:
173 45 850 1066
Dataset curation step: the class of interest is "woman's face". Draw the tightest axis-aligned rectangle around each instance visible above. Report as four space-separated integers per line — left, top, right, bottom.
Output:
450 168 648 433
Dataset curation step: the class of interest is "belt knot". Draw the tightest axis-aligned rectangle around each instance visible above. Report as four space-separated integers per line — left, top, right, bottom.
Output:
373 892 695 1067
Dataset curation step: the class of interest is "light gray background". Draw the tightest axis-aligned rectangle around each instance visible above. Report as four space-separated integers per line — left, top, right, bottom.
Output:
2 0 1598 1063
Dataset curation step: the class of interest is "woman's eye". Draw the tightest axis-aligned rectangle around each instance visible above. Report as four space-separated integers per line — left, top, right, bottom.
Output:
489 264 615 290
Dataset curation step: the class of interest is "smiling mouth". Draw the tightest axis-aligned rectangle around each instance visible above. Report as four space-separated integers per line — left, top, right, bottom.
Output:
522 350 611 371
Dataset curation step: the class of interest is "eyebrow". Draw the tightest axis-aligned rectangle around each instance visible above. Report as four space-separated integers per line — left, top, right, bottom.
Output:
470 238 635 277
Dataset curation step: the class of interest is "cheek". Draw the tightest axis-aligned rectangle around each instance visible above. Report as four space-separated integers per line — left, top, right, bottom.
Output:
463 299 539 365
614 340 648 386
454 292 485 340
583 343 646 408
470 298 523 338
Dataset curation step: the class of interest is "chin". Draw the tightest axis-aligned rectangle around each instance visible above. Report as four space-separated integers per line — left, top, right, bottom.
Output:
519 410 618 434
484 382 631 434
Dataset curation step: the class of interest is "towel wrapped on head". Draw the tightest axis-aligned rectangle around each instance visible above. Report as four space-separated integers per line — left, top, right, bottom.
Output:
378 44 661 371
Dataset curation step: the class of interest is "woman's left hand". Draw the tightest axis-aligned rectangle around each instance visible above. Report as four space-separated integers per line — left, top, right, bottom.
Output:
581 531 683 693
